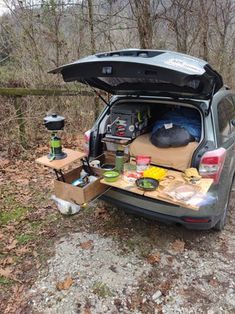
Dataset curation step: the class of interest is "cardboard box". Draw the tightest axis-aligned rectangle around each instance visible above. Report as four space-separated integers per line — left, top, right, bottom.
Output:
54 166 108 204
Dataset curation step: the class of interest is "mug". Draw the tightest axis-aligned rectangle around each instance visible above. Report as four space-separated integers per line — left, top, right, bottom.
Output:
90 160 100 168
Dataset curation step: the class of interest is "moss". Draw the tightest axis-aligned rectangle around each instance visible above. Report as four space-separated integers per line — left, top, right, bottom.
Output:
3 194 15 206
0 87 93 97
0 276 13 285
29 221 42 231
0 206 29 225
16 233 35 244
92 281 114 298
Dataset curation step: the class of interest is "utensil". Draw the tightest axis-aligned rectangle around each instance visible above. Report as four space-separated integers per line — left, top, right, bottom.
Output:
101 163 115 171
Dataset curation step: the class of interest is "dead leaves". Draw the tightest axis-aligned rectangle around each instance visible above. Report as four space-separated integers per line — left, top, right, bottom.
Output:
15 178 29 185
3 284 27 314
80 240 94 250
0 267 13 279
15 246 30 256
0 158 10 169
56 276 74 291
0 232 4 240
94 207 109 219
147 252 161 264
1 257 14 267
170 239 185 253
0 267 18 282
5 239 18 251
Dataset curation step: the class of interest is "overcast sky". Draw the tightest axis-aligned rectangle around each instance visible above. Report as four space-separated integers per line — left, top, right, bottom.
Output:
0 0 9 15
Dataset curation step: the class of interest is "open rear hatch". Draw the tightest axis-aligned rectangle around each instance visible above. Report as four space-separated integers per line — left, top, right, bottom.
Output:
50 49 223 100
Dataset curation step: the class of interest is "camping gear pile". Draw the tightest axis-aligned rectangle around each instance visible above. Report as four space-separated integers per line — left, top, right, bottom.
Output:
38 106 213 213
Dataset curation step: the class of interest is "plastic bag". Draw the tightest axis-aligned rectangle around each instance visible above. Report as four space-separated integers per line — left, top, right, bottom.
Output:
51 195 81 215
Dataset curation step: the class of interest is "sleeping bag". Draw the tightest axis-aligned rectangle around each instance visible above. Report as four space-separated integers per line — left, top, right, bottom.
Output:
151 125 194 148
151 107 201 148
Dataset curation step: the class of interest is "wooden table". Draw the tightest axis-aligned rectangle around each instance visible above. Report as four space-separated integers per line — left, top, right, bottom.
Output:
100 177 144 196
36 148 86 170
101 169 213 210
36 148 87 181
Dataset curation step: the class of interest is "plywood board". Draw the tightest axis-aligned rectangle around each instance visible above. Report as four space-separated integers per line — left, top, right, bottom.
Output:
36 148 86 170
144 175 213 211
100 178 144 195
101 169 213 211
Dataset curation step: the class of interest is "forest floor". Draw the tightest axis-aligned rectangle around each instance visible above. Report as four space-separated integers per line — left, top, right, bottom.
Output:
0 137 235 314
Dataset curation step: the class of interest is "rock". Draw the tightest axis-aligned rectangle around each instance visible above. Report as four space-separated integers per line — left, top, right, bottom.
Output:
226 295 235 307
152 290 162 302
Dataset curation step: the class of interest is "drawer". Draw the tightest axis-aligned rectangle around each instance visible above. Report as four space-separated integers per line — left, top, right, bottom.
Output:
54 166 108 204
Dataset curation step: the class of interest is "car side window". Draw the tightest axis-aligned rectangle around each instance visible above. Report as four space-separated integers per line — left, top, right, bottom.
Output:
217 96 235 142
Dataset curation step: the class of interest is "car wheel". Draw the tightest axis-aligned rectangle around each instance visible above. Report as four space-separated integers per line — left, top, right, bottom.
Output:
214 185 232 231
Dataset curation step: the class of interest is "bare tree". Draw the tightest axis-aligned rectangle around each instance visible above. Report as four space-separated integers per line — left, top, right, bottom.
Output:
212 0 235 75
129 0 155 49
158 0 200 53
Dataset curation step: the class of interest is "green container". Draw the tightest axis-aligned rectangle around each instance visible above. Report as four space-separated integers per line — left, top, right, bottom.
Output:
115 150 124 173
103 170 120 182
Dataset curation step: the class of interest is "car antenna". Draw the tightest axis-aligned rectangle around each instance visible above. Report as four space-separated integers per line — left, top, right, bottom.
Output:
83 80 111 107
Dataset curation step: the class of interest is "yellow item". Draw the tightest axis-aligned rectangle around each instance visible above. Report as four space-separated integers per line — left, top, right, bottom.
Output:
183 167 201 183
184 168 201 179
143 166 167 180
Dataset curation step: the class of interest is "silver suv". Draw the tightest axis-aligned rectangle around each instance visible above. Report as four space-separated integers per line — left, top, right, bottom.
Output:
51 49 235 230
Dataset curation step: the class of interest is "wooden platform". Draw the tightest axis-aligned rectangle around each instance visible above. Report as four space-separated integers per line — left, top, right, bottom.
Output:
35 148 86 170
101 169 213 210
100 177 145 196
102 136 132 146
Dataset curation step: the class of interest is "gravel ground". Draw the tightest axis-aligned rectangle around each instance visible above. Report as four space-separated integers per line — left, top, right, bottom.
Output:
29 232 151 314
28 190 235 314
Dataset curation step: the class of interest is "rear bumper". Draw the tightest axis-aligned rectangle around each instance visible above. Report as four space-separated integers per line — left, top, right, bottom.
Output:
101 188 221 230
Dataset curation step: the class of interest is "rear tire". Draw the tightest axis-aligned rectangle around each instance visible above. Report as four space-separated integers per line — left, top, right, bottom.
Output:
214 185 232 231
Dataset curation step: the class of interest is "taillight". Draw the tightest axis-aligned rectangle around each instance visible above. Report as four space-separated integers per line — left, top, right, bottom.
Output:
199 148 226 184
84 130 91 155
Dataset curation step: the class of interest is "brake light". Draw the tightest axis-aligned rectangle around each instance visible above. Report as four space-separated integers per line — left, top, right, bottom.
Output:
84 130 91 155
199 148 226 184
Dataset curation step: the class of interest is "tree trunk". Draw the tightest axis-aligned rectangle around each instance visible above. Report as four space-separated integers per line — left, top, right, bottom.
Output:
131 0 153 49
87 0 96 54
87 0 100 120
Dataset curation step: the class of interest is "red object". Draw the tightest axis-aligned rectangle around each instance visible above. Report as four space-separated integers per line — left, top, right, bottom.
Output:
199 148 226 184
136 155 151 164
136 155 151 174
84 130 91 155
182 217 210 223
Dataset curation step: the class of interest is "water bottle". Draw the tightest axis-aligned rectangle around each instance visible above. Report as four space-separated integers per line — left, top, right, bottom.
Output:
115 150 124 173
